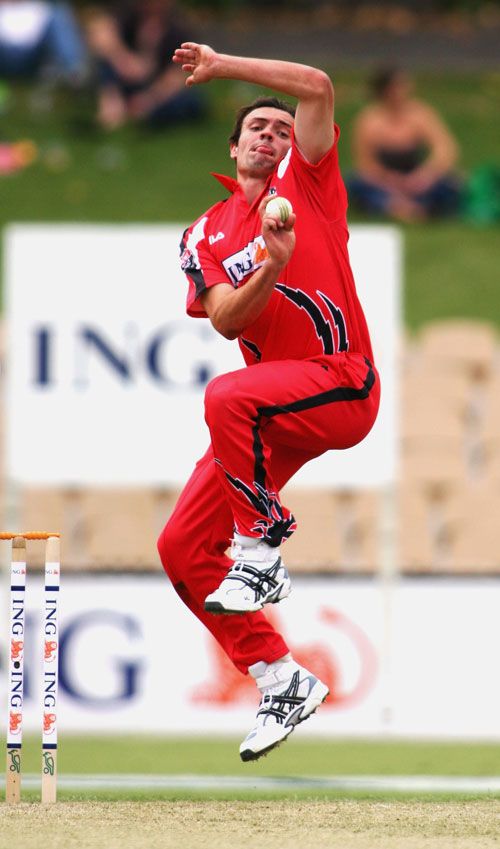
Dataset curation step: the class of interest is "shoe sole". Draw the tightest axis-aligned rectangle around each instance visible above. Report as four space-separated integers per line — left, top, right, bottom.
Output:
240 733 291 762
240 682 330 762
205 580 291 616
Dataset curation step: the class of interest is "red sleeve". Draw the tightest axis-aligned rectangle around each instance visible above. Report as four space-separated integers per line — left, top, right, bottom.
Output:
179 215 228 318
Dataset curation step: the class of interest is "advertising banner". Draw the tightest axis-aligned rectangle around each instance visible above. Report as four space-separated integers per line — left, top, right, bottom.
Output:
4 224 400 488
5 575 500 739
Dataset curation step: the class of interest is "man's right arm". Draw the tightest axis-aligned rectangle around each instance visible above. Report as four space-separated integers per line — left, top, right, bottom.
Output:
200 206 296 340
201 260 282 340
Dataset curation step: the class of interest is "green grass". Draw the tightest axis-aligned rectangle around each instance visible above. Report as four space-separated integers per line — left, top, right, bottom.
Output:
404 221 500 329
5 736 500 802
17 790 498 804
1 71 499 326
17 735 500 776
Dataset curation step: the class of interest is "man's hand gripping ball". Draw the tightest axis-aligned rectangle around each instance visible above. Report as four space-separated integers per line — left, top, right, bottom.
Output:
261 196 296 270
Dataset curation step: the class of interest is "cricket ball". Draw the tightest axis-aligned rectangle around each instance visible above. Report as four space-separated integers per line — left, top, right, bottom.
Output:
265 196 293 223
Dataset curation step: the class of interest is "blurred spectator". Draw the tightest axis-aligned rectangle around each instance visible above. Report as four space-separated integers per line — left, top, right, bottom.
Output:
348 67 462 221
85 1 205 130
0 1 87 84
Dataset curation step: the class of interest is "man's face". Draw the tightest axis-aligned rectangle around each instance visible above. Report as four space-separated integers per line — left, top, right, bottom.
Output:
230 107 294 178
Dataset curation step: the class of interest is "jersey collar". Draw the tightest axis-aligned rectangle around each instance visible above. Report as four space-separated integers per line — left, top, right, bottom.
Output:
211 171 274 214
211 172 240 194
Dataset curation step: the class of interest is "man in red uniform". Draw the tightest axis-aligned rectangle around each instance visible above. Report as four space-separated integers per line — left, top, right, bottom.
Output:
158 43 380 761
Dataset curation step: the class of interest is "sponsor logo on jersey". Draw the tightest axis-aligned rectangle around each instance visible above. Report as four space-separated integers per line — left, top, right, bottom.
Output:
208 231 225 245
180 247 198 272
222 236 269 285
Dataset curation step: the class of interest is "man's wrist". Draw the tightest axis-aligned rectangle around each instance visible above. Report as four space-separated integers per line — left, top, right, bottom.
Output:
211 52 231 80
263 256 286 277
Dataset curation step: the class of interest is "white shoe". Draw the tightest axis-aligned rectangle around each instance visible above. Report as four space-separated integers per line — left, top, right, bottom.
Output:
239 660 329 762
204 539 291 615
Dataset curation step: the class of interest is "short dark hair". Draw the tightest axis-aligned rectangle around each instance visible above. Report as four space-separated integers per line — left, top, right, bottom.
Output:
229 97 296 146
369 67 401 100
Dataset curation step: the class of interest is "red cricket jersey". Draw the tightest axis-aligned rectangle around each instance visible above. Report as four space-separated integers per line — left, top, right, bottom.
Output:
179 127 374 366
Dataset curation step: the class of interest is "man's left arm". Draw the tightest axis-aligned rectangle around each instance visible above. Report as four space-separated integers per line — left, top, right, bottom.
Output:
173 43 334 164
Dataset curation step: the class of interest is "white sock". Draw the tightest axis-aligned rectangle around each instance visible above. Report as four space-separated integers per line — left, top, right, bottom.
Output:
248 653 292 679
234 533 265 548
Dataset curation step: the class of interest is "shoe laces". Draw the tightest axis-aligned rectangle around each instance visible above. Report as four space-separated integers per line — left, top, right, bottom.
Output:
225 557 282 601
257 670 305 725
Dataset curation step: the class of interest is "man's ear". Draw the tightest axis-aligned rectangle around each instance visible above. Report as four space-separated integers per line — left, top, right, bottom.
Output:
230 143 238 161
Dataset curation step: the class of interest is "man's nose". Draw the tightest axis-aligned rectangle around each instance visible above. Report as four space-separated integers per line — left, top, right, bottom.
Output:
260 128 273 140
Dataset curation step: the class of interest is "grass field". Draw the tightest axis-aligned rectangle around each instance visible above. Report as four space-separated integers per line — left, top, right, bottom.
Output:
1 71 499 327
2 800 500 849
12 735 500 781
4 735 500 800
2 737 500 848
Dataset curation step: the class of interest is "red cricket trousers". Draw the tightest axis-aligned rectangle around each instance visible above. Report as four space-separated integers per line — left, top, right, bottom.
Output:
157 351 379 674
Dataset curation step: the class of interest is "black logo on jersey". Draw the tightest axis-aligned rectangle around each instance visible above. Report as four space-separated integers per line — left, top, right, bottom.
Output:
240 337 262 361
215 460 296 546
275 284 349 355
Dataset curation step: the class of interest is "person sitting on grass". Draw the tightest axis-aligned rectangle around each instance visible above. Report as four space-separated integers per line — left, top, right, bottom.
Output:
0 0 87 85
85 0 205 130
348 67 462 222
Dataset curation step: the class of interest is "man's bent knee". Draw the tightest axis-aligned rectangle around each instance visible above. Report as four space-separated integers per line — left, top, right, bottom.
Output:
204 370 251 429
157 521 182 581
204 372 234 425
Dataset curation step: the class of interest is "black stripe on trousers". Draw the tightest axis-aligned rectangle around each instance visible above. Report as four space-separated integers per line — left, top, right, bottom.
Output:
251 357 376 490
